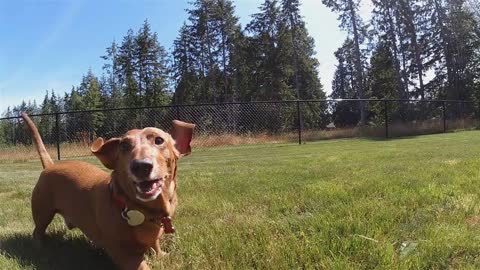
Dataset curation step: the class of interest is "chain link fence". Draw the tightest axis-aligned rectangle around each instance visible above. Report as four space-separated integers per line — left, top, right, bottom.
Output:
1 99 479 162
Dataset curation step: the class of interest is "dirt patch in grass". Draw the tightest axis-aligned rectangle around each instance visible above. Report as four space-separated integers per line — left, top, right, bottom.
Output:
466 216 480 227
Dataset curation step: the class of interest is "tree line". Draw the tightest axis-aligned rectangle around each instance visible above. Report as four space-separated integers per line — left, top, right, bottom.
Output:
2 0 480 145
1 0 326 145
328 0 480 125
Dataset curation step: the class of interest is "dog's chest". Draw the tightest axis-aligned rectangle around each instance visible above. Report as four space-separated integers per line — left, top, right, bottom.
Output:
134 225 163 245
108 211 162 247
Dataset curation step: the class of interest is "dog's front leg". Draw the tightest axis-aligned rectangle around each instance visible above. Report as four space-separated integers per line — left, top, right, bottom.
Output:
151 239 168 258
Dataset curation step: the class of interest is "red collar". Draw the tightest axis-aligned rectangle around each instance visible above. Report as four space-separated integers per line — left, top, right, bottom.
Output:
110 181 175 234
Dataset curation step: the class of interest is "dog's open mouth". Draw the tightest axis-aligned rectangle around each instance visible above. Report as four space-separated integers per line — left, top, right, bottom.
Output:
134 179 163 197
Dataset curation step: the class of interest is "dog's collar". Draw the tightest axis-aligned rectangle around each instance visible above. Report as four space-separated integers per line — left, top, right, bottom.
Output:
109 181 175 233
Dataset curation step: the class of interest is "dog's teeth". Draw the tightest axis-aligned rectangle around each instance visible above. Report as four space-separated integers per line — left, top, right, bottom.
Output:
134 180 162 197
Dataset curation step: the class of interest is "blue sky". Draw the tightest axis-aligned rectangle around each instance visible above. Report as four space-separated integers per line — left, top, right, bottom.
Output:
0 0 370 113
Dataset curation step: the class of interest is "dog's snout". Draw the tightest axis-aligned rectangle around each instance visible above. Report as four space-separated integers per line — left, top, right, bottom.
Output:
130 159 153 178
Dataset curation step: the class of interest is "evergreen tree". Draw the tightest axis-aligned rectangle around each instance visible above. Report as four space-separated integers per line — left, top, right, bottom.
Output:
281 0 302 99
172 0 243 104
118 29 140 108
134 20 170 106
322 0 368 125
64 86 85 142
371 0 408 98
38 91 54 143
366 41 401 124
101 41 125 136
280 0 328 127
0 107 15 145
245 0 288 101
425 0 480 100
101 41 123 108
171 23 200 104
368 42 399 100
10 100 39 144
398 0 428 99
280 0 326 100
331 39 360 126
79 70 105 139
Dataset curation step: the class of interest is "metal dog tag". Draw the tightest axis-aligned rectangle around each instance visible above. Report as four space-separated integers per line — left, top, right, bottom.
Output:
126 210 145 226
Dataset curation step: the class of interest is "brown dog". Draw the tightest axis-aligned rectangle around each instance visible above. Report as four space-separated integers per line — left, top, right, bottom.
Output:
21 112 195 270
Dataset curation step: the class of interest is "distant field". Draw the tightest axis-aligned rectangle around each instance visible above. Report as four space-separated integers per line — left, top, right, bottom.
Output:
1 131 480 269
1 117 477 163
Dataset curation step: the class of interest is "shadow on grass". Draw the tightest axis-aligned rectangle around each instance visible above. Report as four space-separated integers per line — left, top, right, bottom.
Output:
363 130 448 141
0 232 116 270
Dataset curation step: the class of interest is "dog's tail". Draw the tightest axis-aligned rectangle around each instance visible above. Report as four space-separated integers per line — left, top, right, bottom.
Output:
21 112 54 169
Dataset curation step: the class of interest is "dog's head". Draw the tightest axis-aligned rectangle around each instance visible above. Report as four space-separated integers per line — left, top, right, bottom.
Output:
90 120 195 202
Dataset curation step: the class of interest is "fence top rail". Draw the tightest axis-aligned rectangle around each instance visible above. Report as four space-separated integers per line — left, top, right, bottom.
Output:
0 98 475 121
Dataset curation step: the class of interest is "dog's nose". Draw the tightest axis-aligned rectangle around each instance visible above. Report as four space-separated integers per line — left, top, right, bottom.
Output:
130 159 153 178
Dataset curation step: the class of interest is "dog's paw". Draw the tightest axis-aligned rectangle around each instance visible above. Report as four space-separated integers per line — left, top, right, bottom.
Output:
157 250 169 257
147 247 169 258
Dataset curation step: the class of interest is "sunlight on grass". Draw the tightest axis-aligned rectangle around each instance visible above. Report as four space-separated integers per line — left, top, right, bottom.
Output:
2 131 480 269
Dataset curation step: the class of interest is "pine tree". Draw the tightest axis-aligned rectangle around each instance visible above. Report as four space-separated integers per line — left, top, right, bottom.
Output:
79 70 105 139
398 0 427 99
425 0 480 100
101 41 125 136
366 41 401 123
281 0 302 99
10 100 35 144
322 0 368 125
0 107 14 145
331 39 360 126
368 42 399 100
172 23 200 104
38 91 54 143
280 0 326 100
280 0 328 127
246 0 289 101
101 40 124 109
172 0 243 104
64 86 85 142
371 0 407 98
118 29 140 108
202 0 241 102
50 90 60 113
134 20 169 107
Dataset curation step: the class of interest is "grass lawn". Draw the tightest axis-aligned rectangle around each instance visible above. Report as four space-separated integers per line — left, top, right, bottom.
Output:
1 131 480 269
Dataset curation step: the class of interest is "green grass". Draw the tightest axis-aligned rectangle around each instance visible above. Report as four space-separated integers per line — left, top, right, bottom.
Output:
2 131 480 269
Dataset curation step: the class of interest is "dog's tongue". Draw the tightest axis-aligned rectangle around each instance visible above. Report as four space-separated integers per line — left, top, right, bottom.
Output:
137 180 159 193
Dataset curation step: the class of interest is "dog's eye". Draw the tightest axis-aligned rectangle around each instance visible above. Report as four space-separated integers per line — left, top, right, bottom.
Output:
119 141 131 151
154 137 164 145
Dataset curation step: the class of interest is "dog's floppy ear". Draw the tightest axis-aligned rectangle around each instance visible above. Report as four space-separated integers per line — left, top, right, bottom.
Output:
91 137 121 169
170 120 195 157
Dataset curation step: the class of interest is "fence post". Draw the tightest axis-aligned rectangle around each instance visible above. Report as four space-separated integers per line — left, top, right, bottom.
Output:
55 113 61 160
442 101 447 133
175 105 180 120
461 101 465 129
384 100 389 139
12 118 17 146
478 100 480 118
296 100 302 145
